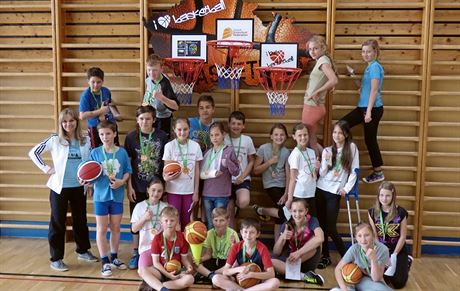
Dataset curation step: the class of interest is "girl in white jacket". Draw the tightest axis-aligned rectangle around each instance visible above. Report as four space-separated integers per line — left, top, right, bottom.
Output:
29 108 97 272
315 120 359 269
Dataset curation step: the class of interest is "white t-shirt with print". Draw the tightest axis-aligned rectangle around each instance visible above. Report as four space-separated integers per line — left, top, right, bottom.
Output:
131 200 168 254
163 139 203 194
224 134 256 182
288 147 317 198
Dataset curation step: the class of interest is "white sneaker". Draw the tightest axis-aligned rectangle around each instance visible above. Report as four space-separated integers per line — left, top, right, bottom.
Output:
50 260 69 272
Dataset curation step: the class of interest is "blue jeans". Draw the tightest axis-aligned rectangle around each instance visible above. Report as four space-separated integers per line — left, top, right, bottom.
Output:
203 196 230 229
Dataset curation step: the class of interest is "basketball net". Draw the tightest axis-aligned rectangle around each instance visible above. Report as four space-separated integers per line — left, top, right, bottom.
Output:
207 40 253 90
257 67 302 116
163 58 204 104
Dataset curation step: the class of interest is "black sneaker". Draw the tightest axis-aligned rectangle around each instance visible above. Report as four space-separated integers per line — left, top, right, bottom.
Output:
317 257 332 269
303 270 324 286
252 204 271 222
363 171 385 184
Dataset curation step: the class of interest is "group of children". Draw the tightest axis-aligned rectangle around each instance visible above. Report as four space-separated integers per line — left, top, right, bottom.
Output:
31 37 411 290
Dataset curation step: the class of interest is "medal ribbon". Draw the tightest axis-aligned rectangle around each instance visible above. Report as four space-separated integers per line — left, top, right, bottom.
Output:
147 75 163 104
379 210 389 241
215 230 227 258
242 243 256 263
230 136 242 161
162 231 177 263
297 146 315 175
146 200 161 230
139 130 153 156
176 139 189 169
206 145 224 171
359 247 371 274
90 89 103 109
102 146 116 175
270 145 284 174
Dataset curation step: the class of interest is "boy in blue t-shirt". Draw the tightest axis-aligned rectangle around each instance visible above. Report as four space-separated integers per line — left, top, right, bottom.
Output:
89 120 132 277
188 95 216 154
79 67 122 148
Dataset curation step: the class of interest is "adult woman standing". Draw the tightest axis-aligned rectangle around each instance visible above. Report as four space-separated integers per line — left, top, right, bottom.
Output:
302 35 338 157
29 108 97 271
342 39 385 183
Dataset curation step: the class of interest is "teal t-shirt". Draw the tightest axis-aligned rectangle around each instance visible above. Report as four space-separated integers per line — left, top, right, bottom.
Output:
63 140 82 188
90 146 132 203
359 61 384 108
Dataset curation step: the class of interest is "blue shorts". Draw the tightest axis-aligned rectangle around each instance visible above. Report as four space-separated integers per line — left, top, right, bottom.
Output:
231 180 251 199
94 200 124 216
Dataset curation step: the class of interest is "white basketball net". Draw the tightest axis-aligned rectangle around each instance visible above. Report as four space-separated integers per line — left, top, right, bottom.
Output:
215 64 244 80
171 81 194 96
267 91 288 106
171 81 195 104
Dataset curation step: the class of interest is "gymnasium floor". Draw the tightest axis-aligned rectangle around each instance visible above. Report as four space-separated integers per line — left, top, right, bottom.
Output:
0 238 458 291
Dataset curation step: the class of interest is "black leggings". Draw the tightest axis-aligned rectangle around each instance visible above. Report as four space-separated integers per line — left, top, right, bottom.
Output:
341 106 384 168
384 249 409 289
315 188 345 257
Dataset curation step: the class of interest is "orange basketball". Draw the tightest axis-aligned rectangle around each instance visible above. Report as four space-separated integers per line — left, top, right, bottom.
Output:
164 259 181 274
342 263 363 284
238 262 261 288
184 221 207 244
163 162 181 175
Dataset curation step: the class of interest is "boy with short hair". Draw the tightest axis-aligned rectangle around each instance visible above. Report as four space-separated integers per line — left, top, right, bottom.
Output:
189 95 216 153
212 218 280 291
224 111 256 228
196 207 239 281
140 206 194 291
79 67 121 148
142 54 179 136
89 120 132 276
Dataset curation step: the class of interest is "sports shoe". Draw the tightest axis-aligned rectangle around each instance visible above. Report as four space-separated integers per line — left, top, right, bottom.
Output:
317 256 331 269
303 270 324 286
50 260 69 272
77 251 98 262
128 252 139 270
363 171 385 184
251 204 271 222
111 258 127 270
101 263 112 276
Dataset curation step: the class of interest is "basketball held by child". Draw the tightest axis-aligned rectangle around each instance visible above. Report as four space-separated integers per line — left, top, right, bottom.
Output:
77 161 102 182
184 221 207 244
163 162 182 175
164 259 181 274
342 263 363 284
238 262 261 288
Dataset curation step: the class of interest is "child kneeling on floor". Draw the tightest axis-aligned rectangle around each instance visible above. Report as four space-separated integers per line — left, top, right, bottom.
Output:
212 218 279 291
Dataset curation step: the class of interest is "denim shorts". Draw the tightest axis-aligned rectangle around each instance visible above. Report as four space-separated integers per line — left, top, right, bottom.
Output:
231 180 251 199
94 200 123 216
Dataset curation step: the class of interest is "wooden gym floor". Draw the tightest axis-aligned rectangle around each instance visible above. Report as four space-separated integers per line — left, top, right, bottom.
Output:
0 238 458 291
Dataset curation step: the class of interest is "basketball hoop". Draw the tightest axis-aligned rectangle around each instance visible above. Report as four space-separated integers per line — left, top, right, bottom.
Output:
163 58 205 104
257 67 302 116
207 40 253 89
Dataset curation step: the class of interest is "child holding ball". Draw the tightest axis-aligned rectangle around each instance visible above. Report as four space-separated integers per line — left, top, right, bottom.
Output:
163 118 203 230
331 222 391 291
369 181 410 289
141 206 194 291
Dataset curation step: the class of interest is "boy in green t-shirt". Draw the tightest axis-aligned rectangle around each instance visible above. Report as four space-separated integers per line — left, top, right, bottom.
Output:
195 207 239 281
